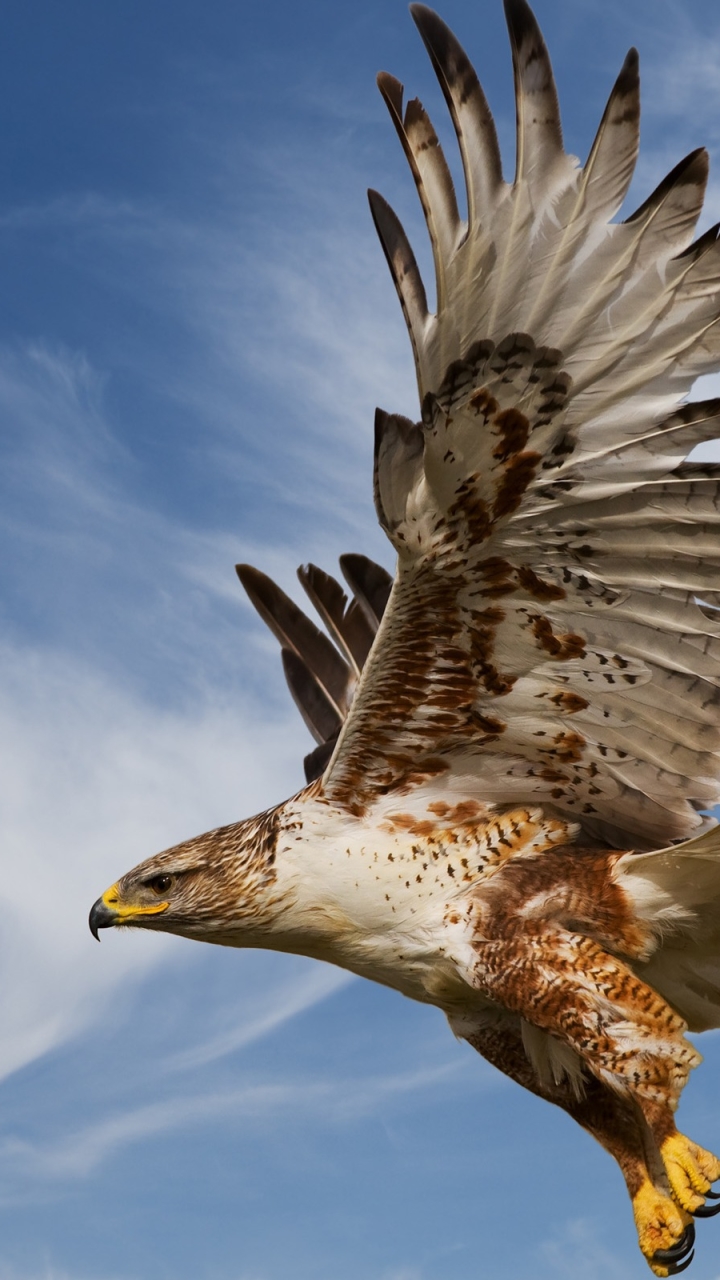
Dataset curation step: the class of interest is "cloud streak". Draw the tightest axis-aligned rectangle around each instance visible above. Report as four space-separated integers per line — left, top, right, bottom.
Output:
1 1062 463 1187
166 964 355 1073
0 635 309 1083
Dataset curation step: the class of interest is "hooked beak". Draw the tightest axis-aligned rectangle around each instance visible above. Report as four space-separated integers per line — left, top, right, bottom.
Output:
89 894 118 940
88 882 170 940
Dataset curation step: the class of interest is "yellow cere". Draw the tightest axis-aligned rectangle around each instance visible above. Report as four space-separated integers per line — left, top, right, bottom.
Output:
101 882 170 921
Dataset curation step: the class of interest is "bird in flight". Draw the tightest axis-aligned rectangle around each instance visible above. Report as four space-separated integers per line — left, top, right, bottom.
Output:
90 1 720 1273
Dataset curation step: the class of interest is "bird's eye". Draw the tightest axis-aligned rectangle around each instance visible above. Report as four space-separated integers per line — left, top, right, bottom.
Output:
147 874 173 895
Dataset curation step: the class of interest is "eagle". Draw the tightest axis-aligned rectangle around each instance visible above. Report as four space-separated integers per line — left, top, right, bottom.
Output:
90 2 720 1273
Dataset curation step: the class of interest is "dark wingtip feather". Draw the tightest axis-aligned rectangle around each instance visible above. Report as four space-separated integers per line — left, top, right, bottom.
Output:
579 44 640 220
281 648 343 746
409 2 502 219
235 562 261 591
503 0 553 71
409 4 457 57
339 553 393 628
617 47 640 94
625 148 709 225
236 561 352 716
502 0 538 46
408 3 442 41
367 188 428 366
236 563 281 619
377 70 404 118
297 561 376 671
610 48 640 135
503 0 563 180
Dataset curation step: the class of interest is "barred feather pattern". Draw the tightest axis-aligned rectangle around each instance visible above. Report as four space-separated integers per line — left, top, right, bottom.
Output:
322 1 720 849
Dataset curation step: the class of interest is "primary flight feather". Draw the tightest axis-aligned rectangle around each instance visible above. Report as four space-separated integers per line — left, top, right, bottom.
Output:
90 2 720 1272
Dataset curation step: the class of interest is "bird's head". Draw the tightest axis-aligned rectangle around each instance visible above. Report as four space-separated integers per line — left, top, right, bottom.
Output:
89 809 281 945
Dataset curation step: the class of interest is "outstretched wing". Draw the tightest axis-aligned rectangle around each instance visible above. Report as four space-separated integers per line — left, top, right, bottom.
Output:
319 0 720 848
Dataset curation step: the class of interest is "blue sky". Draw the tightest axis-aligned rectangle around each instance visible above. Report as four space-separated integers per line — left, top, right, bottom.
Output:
3 0 720 1277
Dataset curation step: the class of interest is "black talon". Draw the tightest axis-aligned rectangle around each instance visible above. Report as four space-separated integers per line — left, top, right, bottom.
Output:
653 1222 696 1264
704 1188 720 1199
666 1249 695 1275
693 1199 720 1217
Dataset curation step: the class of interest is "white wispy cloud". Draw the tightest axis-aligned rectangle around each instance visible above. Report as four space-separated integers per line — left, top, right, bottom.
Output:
0 637 307 1084
1 1062 462 1188
166 964 354 1073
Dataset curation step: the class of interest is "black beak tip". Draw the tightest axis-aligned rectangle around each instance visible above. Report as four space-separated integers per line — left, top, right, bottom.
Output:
89 896 115 941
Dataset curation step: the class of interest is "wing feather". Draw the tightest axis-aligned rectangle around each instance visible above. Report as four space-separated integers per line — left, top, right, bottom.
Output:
339 553 393 627
318 6 720 847
281 648 344 746
504 0 564 188
580 48 640 222
236 564 352 718
237 558 390 781
409 4 503 226
367 191 429 384
297 563 375 674
376 72 461 310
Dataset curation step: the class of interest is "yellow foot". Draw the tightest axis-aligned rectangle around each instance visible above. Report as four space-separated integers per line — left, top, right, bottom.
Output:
632 1180 695 1276
661 1133 720 1214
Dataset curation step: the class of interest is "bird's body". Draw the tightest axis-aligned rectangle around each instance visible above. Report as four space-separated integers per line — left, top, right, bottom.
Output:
91 0 720 1272
170 792 576 1010
121 781 712 1098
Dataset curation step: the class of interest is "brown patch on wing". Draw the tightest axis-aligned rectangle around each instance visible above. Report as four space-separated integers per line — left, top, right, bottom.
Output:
472 711 507 734
492 407 530 462
321 559 582 814
321 559 598 817
445 472 493 545
543 731 586 763
382 812 438 837
468 387 499 421
478 561 565 604
492 451 542 521
531 614 587 660
469 603 515 697
439 394 548 550
478 557 516 598
384 797 489 835
384 806 572 866
517 565 566 602
550 691 589 714
323 564 517 813
427 799 484 823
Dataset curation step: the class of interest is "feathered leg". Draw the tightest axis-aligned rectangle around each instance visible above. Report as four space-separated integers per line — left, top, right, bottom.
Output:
465 844 720 1273
461 1010 696 1276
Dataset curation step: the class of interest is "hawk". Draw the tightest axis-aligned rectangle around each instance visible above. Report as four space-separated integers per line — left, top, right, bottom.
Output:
90 2 720 1273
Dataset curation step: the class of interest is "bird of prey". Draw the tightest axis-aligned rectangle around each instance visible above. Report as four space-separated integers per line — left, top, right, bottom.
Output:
90 2 720 1273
